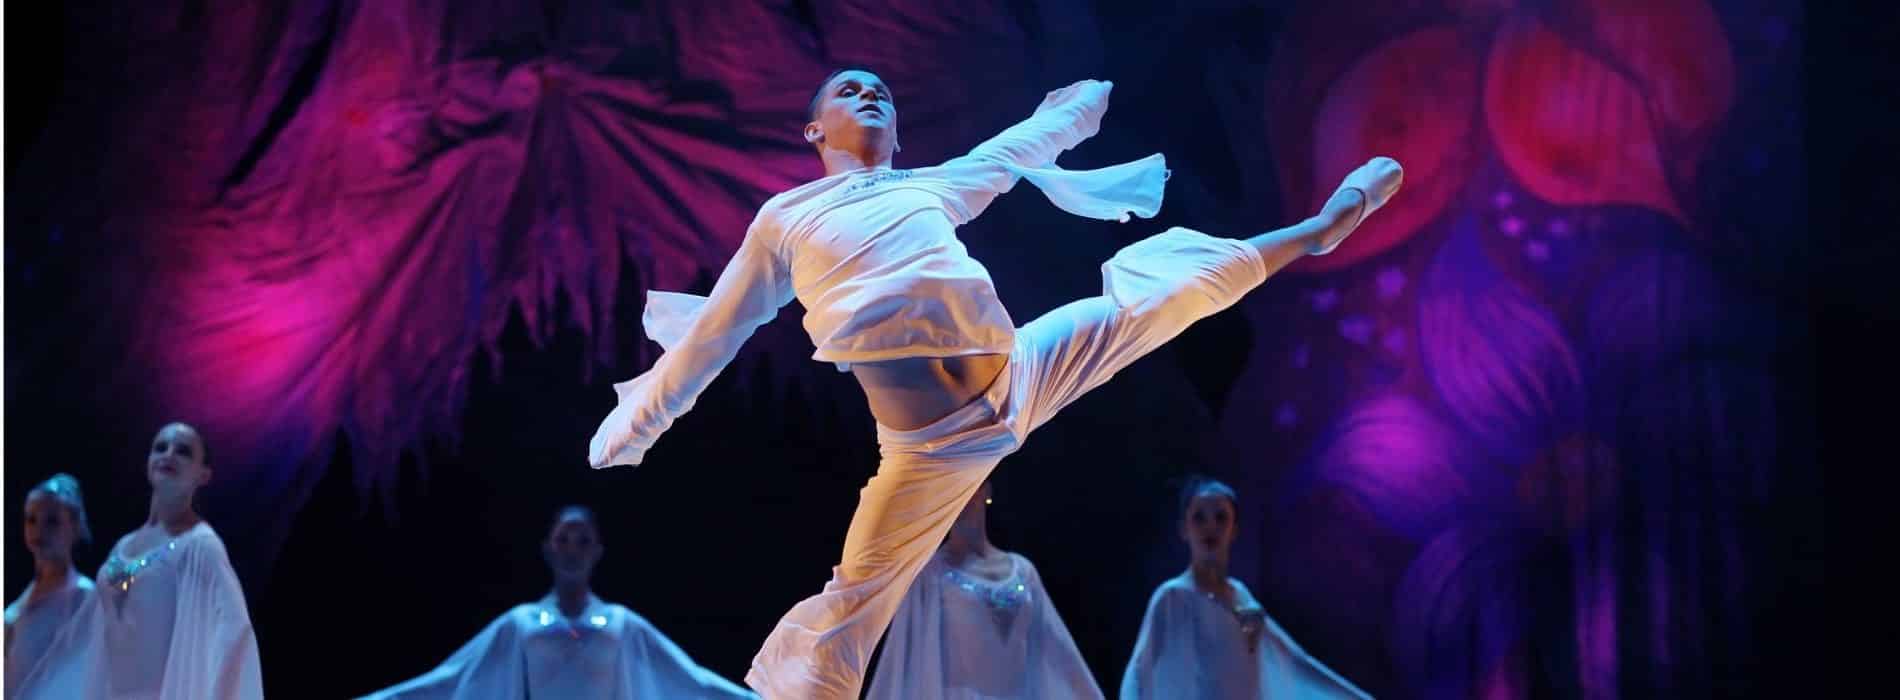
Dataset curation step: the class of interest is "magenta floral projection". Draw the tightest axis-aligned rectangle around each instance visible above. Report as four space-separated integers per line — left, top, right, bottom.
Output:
1225 0 1795 696
1262 0 1735 274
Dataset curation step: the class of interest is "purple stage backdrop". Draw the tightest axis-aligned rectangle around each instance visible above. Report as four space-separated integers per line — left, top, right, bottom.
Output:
5 1 1810 697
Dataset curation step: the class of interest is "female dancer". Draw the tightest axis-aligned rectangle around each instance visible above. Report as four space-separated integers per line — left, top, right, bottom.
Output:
588 69 1404 698
5 474 96 696
1120 477 1372 699
865 480 1102 699
358 505 756 699
15 422 263 699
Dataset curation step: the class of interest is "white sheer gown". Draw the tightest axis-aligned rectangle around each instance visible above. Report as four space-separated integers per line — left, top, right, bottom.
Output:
1120 576 1372 700
866 551 1103 700
13 522 263 700
358 593 756 699
4 574 96 698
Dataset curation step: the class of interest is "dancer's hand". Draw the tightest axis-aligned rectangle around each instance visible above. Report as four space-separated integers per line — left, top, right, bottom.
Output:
588 398 647 468
1236 604 1266 654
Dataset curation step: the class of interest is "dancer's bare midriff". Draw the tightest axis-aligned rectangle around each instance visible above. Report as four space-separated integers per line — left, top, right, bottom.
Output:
852 353 1009 430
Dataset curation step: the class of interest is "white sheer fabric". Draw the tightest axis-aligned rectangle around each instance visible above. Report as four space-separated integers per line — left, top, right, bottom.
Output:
358 593 755 700
1121 577 1372 700
865 551 1102 700
4 574 96 698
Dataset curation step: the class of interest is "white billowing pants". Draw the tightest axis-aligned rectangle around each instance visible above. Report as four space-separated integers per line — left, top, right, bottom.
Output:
745 227 1270 700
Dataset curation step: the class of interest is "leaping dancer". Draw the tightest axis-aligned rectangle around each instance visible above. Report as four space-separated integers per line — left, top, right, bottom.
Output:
588 70 1403 699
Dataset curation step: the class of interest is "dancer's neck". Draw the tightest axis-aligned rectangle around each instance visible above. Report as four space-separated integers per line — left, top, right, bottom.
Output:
146 492 200 535
33 560 76 592
819 147 892 177
1187 558 1230 594
940 522 995 566
553 580 591 618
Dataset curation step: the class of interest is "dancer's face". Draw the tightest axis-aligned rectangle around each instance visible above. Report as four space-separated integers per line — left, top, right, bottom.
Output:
1180 491 1237 561
147 423 211 494
23 492 79 563
805 70 898 162
544 513 603 581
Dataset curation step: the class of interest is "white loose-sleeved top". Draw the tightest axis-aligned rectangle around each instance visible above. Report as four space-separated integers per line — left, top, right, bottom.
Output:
590 80 1169 467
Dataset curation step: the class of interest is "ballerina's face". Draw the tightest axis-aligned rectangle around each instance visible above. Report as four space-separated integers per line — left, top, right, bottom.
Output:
1181 490 1237 562
147 423 211 494
544 511 604 580
23 492 80 563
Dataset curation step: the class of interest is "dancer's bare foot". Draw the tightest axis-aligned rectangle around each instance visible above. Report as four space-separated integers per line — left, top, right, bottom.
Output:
1309 156 1404 256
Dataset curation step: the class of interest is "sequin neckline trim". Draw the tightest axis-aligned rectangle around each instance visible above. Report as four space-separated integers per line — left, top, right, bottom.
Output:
942 555 1029 613
101 533 188 594
533 596 611 640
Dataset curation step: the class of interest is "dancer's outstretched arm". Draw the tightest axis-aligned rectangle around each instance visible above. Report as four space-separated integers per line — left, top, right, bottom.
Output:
961 79 1114 172
589 215 795 468
621 609 759 698
942 79 1170 223
357 612 526 699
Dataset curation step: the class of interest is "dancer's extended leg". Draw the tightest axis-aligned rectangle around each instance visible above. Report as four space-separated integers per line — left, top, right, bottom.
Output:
1010 156 1404 431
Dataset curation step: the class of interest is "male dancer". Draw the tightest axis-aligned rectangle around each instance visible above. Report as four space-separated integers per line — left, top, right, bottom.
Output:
589 69 1402 699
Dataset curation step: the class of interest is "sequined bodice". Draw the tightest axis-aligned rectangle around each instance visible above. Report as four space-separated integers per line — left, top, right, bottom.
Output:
96 524 208 696
943 559 1029 612
101 539 181 595
941 554 1030 636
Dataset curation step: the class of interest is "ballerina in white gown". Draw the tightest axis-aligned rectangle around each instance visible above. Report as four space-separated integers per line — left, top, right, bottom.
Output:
358 505 757 699
5 474 97 698
866 479 1103 699
1121 477 1372 700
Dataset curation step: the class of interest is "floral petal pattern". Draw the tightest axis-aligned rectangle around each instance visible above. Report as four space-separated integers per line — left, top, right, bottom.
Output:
1545 0 1736 184
1419 224 1584 463
1295 26 1484 273
1308 394 1477 541
1485 14 1684 222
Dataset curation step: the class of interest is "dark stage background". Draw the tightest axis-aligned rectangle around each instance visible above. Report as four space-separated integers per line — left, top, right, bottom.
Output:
5 1 1848 698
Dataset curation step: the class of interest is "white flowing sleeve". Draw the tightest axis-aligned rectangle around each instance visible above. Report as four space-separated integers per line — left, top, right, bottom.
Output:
616 608 757 698
356 610 527 700
1119 584 1195 700
11 591 106 700
1022 558 1105 699
963 80 1111 172
587 210 796 468
159 532 263 700
4 589 20 663
1236 582 1375 700
940 80 1167 224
